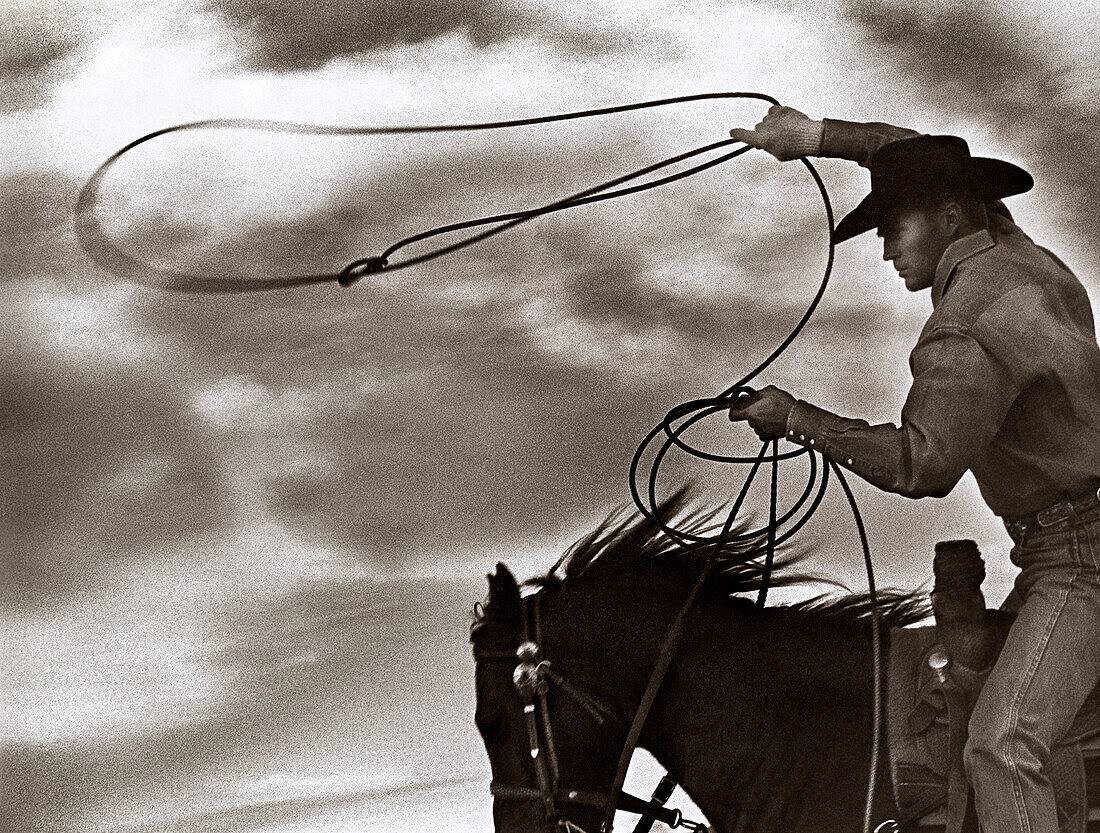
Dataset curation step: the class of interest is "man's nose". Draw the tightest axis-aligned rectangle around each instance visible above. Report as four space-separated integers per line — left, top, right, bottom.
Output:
883 244 898 263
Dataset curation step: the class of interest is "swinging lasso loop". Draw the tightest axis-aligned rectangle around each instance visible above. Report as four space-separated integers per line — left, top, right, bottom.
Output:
80 90 887 833
75 92 777 293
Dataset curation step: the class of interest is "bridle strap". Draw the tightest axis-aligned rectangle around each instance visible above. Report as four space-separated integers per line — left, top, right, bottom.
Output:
492 781 606 807
522 692 559 819
538 661 622 728
522 592 562 820
600 559 716 832
539 685 563 784
498 582 711 833
490 782 687 830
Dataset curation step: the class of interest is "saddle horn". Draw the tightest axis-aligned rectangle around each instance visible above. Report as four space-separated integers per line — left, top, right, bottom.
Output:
931 540 997 672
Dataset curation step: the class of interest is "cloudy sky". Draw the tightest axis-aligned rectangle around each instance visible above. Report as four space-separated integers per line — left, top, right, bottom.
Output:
4 0 1099 830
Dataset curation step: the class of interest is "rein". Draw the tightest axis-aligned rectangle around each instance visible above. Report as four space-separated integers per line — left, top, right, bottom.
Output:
483 587 709 833
597 440 815 833
601 561 715 833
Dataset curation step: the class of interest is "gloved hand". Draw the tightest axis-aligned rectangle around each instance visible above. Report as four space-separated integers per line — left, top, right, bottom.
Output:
727 385 796 441
729 105 824 161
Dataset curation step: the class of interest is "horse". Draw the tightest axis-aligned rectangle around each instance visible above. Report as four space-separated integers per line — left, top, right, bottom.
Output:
470 494 929 833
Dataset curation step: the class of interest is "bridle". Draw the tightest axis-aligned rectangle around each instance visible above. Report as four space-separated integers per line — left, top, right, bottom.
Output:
475 583 710 833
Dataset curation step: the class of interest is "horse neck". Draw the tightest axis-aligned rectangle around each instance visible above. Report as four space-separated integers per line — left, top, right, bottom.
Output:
561 577 886 833
542 568 704 712
661 600 890 833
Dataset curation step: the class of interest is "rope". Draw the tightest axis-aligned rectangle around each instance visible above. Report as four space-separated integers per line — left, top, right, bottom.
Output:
81 91 885 831
628 155 835 549
622 141 884 833
756 437 780 608
75 92 777 293
833 463 884 833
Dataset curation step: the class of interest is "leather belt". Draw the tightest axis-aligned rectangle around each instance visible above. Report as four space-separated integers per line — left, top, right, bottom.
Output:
1004 484 1100 539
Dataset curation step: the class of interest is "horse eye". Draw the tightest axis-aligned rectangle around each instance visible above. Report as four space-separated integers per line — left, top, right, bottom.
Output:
475 709 505 739
474 709 495 733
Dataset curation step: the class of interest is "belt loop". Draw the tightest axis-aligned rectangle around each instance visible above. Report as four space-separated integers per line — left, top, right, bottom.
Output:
1066 503 1082 529
1005 520 1028 545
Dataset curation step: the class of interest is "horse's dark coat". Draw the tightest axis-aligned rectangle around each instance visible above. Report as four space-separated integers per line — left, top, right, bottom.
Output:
472 493 928 833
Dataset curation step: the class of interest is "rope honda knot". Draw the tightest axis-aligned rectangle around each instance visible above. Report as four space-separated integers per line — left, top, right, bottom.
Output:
338 255 388 286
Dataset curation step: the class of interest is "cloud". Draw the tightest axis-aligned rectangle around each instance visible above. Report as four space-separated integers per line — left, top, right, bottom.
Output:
7 82 897 598
127 273 711 567
0 164 233 599
62 117 898 571
0 26 78 112
204 0 644 72
135 257 887 573
0 1 113 112
2 287 233 598
0 168 81 282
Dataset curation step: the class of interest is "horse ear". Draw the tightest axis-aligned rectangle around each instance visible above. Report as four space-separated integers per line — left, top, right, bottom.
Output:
487 562 521 619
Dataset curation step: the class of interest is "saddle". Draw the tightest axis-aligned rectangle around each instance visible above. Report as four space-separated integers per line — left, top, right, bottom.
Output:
886 541 1100 833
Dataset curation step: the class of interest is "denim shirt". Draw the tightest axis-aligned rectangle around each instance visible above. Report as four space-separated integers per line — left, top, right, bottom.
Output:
786 123 1100 517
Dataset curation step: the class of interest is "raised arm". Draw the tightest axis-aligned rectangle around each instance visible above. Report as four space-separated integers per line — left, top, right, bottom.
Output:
730 105 920 165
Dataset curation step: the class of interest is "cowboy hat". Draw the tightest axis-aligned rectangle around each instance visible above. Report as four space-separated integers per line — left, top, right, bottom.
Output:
833 135 1033 244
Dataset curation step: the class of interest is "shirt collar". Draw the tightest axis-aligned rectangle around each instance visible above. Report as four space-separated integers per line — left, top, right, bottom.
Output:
932 228 995 307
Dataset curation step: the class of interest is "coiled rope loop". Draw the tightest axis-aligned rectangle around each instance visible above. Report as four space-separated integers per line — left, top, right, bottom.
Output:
627 152 835 551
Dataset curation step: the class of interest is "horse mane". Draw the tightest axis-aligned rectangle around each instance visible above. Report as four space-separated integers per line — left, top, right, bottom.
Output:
524 488 929 628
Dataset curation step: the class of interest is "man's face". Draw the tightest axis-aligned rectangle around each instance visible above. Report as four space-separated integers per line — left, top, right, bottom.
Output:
877 206 953 292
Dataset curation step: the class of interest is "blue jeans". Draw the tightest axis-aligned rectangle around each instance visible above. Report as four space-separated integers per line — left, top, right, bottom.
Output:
964 500 1100 833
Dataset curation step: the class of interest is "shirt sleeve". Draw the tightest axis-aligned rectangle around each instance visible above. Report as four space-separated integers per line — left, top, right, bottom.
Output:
817 119 1014 221
819 119 922 166
784 324 1024 499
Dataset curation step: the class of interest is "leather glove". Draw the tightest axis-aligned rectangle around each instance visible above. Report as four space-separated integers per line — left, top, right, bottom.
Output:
726 385 796 442
729 105 824 161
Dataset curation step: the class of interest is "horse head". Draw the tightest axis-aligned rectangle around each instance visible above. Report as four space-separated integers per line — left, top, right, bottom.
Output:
472 562 628 833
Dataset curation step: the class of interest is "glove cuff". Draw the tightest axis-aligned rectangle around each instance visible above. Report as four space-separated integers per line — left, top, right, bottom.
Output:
787 119 824 157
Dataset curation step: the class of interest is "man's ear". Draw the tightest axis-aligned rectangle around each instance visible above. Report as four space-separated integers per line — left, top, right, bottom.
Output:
940 200 964 237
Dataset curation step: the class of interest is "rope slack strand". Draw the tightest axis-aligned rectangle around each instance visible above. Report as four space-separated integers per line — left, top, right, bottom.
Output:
623 136 885 833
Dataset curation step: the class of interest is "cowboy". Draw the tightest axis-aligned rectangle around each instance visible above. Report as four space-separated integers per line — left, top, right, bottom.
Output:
726 105 1100 832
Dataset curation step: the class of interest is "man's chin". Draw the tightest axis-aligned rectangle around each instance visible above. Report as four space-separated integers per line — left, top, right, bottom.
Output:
901 272 931 292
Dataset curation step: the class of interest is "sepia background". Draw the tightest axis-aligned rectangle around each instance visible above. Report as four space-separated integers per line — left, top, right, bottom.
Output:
5 0 1099 829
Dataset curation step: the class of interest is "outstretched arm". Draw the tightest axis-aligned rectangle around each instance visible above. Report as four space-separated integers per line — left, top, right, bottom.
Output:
730 105 920 165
